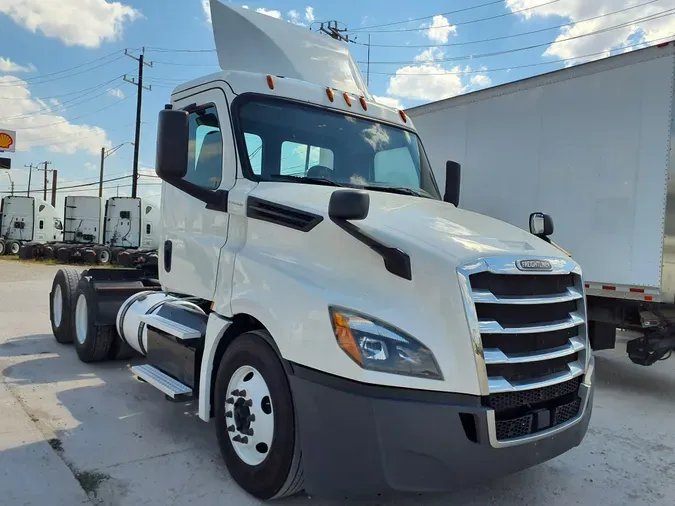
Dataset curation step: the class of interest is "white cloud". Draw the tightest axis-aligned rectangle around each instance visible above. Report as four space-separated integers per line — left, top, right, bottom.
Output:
84 162 97 172
0 0 140 48
373 95 404 110
288 9 301 24
202 0 212 23
305 6 315 23
0 57 35 73
506 0 675 65
107 88 125 99
386 45 491 102
255 8 282 19
241 4 313 24
0 76 111 155
422 14 456 44
469 74 492 88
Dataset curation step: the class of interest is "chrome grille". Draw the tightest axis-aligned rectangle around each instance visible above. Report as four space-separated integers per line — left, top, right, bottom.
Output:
458 256 589 442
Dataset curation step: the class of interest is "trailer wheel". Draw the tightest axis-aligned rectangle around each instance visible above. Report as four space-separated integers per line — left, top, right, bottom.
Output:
72 279 116 362
214 330 304 500
0 240 5 256
49 268 81 344
95 246 112 265
7 240 20 256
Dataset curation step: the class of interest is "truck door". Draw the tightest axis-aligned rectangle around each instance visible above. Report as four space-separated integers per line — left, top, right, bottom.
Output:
160 87 235 300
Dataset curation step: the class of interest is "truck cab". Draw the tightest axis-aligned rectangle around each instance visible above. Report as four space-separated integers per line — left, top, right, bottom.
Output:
48 0 594 500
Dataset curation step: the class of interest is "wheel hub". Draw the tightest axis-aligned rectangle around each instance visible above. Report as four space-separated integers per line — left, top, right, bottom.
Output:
225 365 274 466
75 294 88 345
52 285 63 328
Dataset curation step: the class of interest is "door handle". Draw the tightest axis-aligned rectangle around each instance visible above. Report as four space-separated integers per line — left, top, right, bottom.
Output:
164 240 173 272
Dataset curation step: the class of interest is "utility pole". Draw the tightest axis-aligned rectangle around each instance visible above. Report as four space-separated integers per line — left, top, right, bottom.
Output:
367 33 371 87
51 170 58 207
24 164 33 197
99 147 105 198
38 161 52 200
123 48 152 198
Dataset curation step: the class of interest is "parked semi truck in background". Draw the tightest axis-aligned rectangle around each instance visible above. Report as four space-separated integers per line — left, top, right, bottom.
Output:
31 195 160 266
0 196 63 255
408 41 675 367
47 1 594 500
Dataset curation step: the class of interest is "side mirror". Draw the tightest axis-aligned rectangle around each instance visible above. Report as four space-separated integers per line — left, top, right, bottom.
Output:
329 190 370 221
155 107 189 180
529 212 554 237
444 161 461 206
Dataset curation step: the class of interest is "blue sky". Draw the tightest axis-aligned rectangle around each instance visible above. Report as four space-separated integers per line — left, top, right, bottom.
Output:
0 0 673 206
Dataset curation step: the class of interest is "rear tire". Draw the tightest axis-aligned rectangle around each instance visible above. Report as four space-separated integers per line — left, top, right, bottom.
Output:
72 278 116 362
7 240 20 256
0 240 5 256
49 268 81 344
95 246 112 265
214 330 304 500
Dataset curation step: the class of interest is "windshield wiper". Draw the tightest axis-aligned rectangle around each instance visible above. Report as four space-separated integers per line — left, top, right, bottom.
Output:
362 185 432 199
268 174 345 187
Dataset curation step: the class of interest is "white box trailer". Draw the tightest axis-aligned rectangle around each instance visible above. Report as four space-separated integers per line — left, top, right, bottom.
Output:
0 196 63 255
407 40 675 366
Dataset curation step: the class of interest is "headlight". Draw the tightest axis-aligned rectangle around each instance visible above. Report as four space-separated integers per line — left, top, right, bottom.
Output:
329 306 443 380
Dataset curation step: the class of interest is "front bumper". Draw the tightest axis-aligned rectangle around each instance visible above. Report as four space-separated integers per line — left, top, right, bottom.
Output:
289 357 594 498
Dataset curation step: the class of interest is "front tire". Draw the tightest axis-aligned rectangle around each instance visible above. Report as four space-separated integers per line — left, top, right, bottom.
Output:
214 330 304 500
72 278 116 362
49 268 81 344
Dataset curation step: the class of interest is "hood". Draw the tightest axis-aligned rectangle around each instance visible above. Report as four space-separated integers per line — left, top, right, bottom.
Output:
251 183 567 263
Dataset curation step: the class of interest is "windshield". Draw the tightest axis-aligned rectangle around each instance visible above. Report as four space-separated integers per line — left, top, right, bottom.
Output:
236 97 441 200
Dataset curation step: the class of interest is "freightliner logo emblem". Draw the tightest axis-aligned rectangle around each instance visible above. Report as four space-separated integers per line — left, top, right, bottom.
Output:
516 259 553 271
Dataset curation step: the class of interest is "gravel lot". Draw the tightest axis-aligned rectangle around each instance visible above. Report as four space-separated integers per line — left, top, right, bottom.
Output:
1 260 674 506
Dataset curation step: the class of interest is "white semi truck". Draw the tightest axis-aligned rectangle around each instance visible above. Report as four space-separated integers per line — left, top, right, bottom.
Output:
47 1 595 500
0 196 63 255
408 40 675 367
34 196 160 266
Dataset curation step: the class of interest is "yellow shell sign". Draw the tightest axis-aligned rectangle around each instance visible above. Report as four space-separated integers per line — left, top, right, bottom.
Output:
0 129 16 152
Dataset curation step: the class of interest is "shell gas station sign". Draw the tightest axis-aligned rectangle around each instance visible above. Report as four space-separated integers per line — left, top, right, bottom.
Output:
0 128 16 153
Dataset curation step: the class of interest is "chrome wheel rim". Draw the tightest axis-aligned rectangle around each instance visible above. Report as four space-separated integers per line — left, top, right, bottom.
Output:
100 250 111 264
52 285 63 328
225 365 274 466
75 294 88 345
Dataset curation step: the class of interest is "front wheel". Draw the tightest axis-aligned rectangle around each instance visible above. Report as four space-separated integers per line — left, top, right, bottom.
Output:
214 330 304 500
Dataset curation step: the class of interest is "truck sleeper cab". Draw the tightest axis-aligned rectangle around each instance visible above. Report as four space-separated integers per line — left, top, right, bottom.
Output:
47 1 594 501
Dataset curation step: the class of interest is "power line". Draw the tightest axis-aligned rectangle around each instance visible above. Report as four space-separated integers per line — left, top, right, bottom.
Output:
363 0 662 48
25 122 136 148
152 60 219 67
349 0 560 34
146 46 216 53
0 75 132 101
350 0 507 32
360 9 675 64
9 92 136 130
363 35 675 75
0 54 127 88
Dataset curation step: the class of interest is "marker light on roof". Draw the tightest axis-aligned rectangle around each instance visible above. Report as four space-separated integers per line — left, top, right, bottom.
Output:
326 88 335 102
343 92 352 107
359 97 368 110
266 75 275 90
399 110 408 123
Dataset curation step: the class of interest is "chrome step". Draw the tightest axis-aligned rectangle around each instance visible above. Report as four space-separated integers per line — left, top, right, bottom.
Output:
131 364 193 399
140 314 202 340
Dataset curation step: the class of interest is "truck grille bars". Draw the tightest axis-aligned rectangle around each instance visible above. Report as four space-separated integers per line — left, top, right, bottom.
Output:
458 256 590 445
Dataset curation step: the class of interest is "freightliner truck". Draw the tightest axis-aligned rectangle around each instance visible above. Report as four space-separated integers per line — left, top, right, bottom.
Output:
0 196 63 255
408 41 675 367
47 1 595 500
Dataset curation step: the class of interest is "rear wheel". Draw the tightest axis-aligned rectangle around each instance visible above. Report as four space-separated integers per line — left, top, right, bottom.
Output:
0 240 6 256
49 268 81 344
8 240 20 255
72 278 116 362
95 246 112 265
214 330 304 500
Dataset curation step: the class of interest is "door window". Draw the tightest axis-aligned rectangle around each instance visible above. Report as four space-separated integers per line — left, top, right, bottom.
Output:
39 220 44 230
186 105 223 189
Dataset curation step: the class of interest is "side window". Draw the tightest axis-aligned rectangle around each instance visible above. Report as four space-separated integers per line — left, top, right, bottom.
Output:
146 223 152 235
145 206 152 214
245 133 263 175
54 219 63 231
280 141 334 176
186 105 222 189
374 147 420 188
39 220 44 230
